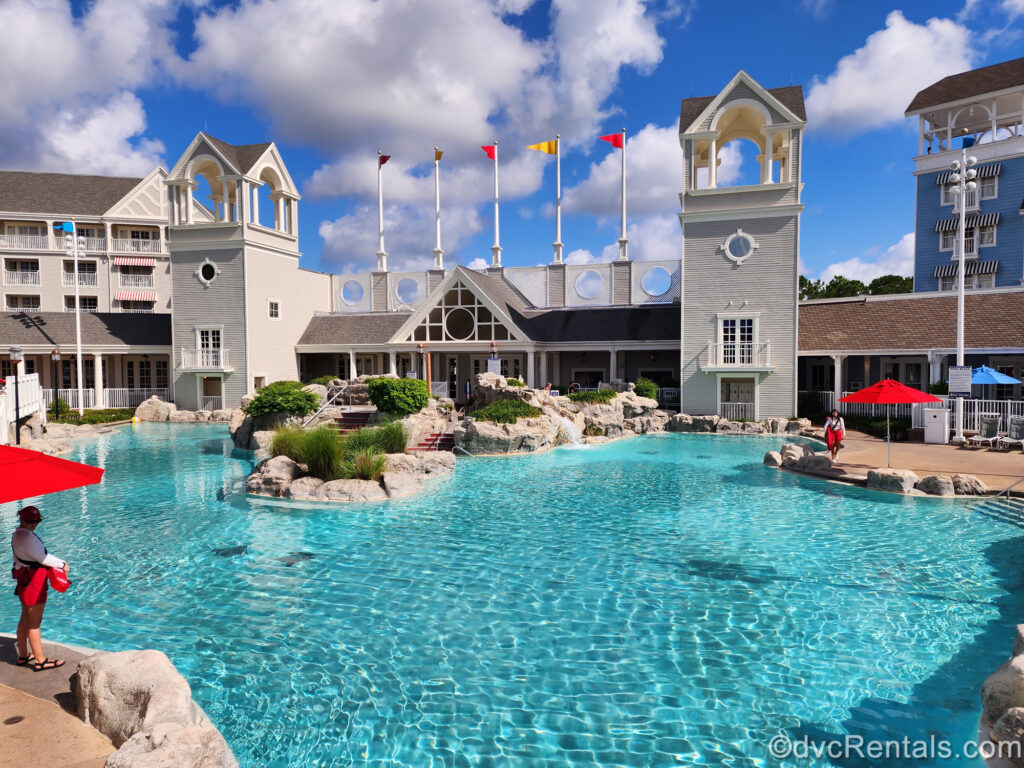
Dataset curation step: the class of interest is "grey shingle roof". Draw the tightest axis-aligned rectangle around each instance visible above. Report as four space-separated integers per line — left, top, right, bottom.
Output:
297 313 412 345
679 84 806 133
906 57 1024 114
458 267 533 312
0 171 143 216
205 135 272 175
518 305 680 342
1 312 171 347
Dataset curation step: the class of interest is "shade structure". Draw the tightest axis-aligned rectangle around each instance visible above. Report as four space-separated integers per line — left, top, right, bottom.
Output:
839 379 943 467
971 366 1021 385
0 445 104 504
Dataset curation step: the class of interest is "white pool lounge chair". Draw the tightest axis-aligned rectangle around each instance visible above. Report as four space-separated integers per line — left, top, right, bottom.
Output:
967 414 1001 449
998 415 1024 451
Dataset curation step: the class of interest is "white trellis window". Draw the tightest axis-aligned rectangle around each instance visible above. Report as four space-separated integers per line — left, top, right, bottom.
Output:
405 280 514 342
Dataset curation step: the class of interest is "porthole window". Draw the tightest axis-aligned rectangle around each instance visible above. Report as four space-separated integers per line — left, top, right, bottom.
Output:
640 266 672 297
195 258 220 287
575 269 603 300
341 280 365 306
396 277 420 305
721 229 759 265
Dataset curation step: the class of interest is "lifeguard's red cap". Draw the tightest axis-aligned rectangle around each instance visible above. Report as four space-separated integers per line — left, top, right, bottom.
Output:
18 506 42 522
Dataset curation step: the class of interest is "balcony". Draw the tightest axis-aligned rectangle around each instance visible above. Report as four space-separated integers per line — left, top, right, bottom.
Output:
119 306 154 313
120 273 155 289
79 237 107 252
111 238 161 254
721 402 755 421
0 234 49 250
63 272 98 287
5 302 40 312
4 270 40 285
701 342 774 372
178 348 232 372
953 188 979 213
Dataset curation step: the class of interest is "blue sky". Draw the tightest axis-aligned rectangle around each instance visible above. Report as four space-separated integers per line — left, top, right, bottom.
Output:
3 0 1023 281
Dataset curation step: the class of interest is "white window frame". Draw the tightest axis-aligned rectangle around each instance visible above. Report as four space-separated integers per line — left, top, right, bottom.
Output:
940 185 953 206
939 230 955 251
980 175 997 200
7 224 42 236
4 294 41 311
979 224 996 247
195 326 224 350
63 259 97 274
64 294 98 311
268 299 281 320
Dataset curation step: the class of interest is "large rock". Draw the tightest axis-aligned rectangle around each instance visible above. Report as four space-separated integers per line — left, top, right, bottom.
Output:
786 418 811 434
22 414 44 440
667 413 695 432
210 409 233 423
983 626 1024 725
43 422 78 440
953 473 987 495
575 401 625 437
691 414 721 433
134 396 177 422
795 453 834 474
763 451 783 467
251 430 274 460
74 423 96 436
780 443 814 467
228 409 254 450
285 476 326 500
246 455 305 497
454 415 561 454
619 391 659 419
302 383 328 400
867 468 920 494
169 410 198 423
321 478 388 502
21 437 71 455
385 451 456 476
991 707 1024 755
382 471 425 498
623 410 671 434
915 475 956 497
401 402 456 449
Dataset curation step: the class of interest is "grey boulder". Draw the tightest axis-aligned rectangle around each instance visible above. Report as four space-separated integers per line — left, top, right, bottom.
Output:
285 476 326 500
321 479 388 502
382 471 425 498
953 473 987 495
915 475 955 497
763 451 783 467
867 468 920 494
246 455 304 497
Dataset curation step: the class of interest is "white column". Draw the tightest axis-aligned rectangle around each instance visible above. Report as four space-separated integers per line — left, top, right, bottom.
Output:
276 196 285 232
552 353 561 387
761 131 774 184
251 184 260 224
348 350 357 379
539 352 548 387
918 116 925 155
831 354 845 413
185 184 194 224
389 351 397 375
609 349 618 382
992 100 998 139
928 351 946 385
220 181 229 222
527 351 536 388
93 353 104 409
290 198 298 236
708 138 718 188
552 135 563 263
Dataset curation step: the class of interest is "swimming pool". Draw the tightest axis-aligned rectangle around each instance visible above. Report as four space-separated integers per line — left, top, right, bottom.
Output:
2 423 1020 767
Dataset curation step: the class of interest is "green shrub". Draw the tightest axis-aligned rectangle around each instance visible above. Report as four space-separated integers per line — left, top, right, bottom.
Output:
340 449 388 481
339 421 407 457
302 426 345 479
49 397 69 418
244 380 320 418
928 381 949 395
567 388 617 404
306 375 336 387
271 426 306 461
583 424 604 437
53 408 135 425
634 377 658 401
505 377 525 387
471 399 543 424
366 377 429 415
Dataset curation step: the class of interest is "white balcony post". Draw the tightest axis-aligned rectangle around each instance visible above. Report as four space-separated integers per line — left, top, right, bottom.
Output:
388 350 397 375
708 138 718 189
831 354 844 414
251 183 260 224
349 350 357 379
539 351 548 386
276 196 284 232
290 198 298 236
220 181 230 222
93 353 104 409
185 184 194 225
607 348 616 382
527 351 536 388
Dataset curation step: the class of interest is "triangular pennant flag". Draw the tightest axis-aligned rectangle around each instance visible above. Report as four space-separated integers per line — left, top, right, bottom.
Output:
600 133 624 149
435 149 443 162
481 145 496 160
379 154 391 167
526 140 557 155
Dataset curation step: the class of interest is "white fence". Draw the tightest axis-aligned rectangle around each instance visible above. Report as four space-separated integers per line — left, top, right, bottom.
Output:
104 388 169 408
200 395 223 411
179 349 230 369
658 387 680 404
721 402 755 421
0 373 45 445
42 388 96 410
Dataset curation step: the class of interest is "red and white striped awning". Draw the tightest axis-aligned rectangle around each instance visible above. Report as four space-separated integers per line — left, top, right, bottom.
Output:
114 290 157 302
113 256 156 267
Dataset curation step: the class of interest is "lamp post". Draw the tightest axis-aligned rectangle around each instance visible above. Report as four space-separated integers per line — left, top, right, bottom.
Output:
51 348 61 420
945 146 978 443
57 222 86 416
9 344 23 445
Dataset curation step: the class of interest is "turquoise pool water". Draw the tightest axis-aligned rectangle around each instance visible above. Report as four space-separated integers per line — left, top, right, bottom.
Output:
2 423 1021 767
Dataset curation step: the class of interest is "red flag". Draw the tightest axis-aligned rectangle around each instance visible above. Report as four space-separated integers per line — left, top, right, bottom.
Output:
481 145 496 160
379 154 391 167
600 133 624 149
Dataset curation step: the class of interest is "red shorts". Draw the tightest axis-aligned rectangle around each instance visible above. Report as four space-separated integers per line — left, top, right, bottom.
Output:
13 567 48 607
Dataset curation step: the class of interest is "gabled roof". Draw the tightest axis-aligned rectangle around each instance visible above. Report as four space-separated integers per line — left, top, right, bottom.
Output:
297 313 411 346
0 170 146 216
204 134 273 176
458 267 533 314
906 57 1024 115
679 73 806 134
518 305 680 342
0 312 171 347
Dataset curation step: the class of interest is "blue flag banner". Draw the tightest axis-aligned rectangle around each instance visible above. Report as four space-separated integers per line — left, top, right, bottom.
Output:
962 137 976 148
54 222 74 232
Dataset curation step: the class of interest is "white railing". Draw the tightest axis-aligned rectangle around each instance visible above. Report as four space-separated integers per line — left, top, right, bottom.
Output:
80 237 106 252
657 387 680 403
703 342 771 368
103 388 169 408
0 234 49 250
4 270 40 285
721 402 755 421
111 238 161 254
178 348 230 369
120 307 154 313
119 273 154 288
42 388 96 409
954 188 979 212
910 397 1024 432
837 391 915 420
62 272 98 287
200 395 223 411
64 305 98 313
799 390 836 412
5 302 40 312
0 373 45 442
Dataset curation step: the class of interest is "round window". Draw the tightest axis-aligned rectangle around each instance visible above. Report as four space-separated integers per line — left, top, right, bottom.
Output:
396 277 420 305
200 263 217 282
574 269 603 300
640 266 672 297
444 307 474 340
722 230 758 264
341 280 365 306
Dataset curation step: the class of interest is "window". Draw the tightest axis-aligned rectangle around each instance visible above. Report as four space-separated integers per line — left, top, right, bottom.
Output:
940 230 956 251
981 176 997 199
129 230 152 241
721 317 755 364
126 361 134 389
63 260 97 274
65 296 98 312
5 295 40 311
980 225 996 247
337 355 351 380
61 359 73 388
119 300 154 313
6 260 38 272
940 274 995 291
995 365 1017 400
500 358 521 380
198 328 222 350
83 359 95 389
77 226 100 239
268 301 280 319
9 225 41 236
155 360 168 389
139 360 152 388
940 185 952 206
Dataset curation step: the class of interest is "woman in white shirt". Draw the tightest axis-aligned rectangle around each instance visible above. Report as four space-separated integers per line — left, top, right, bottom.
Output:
824 409 846 461
11 505 69 671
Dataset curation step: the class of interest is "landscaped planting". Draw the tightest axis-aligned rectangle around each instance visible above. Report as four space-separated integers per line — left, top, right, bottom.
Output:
634 377 658 402
366 377 430 415
471 399 543 424
270 421 407 481
567 388 618 404
244 380 320 418
53 408 136 425
505 377 525 387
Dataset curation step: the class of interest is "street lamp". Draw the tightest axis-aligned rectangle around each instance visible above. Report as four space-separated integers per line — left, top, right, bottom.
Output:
945 146 978 443
9 344 23 445
51 348 61 420
57 222 86 416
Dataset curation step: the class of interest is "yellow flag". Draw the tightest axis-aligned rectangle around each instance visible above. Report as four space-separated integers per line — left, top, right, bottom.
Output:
435 149 443 162
526 140 557 155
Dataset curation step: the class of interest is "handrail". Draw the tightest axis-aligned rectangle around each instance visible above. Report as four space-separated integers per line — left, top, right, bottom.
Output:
302 384 351 428
453 445 473 456
994 477 1024 500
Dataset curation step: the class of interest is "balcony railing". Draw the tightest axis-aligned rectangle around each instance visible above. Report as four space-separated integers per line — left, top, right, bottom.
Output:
111 238 161 254
4 270 40 285
119 307 154 313
64 305 98 313
6 303 40 312
119 273 155 288
702 342 772 369
79 237 107 252
62 272 98 287
721 402 755 421
200 395 223 412
178 348 230 370
953 188 979 212
103 388 169 408
0 234 49 250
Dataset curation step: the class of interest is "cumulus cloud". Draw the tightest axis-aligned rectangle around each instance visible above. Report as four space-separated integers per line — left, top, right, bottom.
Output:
819 232 915 283
466 257 490 270
806 11 975 136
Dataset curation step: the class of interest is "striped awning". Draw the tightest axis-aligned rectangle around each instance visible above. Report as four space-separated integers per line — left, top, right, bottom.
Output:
114 290 156 302
113 256 156 267
934 163 1002 185
933 260 999 278
933 212 1001 232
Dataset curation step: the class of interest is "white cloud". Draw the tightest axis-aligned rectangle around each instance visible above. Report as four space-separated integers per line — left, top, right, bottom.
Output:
819 232 914 283
1003 0 1024 16
565 248 600 264
803 0 832 19
466 257 489 270
601 216 679 262
806 11 975 136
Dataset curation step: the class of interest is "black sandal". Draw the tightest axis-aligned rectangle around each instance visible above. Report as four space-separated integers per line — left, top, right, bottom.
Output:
16 654 35 666
32 658 65 672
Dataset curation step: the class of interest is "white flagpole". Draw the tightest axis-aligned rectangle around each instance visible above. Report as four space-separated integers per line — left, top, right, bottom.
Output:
553 134 563 264
72 220 84 416
433 148 443 270
376 150 387 272
491 141 501 268
618 127 628 261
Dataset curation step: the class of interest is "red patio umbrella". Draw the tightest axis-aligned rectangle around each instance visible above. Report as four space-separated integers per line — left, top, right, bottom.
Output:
0 445 104 505
839 379 942 467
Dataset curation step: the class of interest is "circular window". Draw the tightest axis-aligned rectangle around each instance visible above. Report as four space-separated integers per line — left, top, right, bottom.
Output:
574 269 603 300
395 277 420 305
640 266 672 297
341 280 365 306
195 258 220 287
444 307 474 340
722 230 758 265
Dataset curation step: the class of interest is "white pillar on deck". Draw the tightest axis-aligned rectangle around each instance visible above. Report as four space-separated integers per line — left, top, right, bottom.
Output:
831 354 845 413
388 351 397 375
348 350 357 380
708 138 718 188
526 351 536 388
251 184 260 224
220 181 230 222
185 184 194 224
93 353 104 409
608 348 618 382
539 352 548 387
928 351 946 385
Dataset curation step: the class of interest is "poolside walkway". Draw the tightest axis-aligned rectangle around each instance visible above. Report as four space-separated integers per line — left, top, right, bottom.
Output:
0 636 113 767
829 430 1023 492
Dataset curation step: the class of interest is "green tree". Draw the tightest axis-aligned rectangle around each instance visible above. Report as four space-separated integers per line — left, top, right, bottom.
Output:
820 275 868 298
799 275 823 300
867 274 913 295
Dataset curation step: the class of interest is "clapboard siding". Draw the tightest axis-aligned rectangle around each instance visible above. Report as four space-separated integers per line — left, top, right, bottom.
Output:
547 264 565 307
371 272 388 311
680 214 798 418
611 261 631 304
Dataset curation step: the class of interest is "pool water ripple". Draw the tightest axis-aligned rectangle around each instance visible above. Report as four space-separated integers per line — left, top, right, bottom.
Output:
2 424 1022 767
